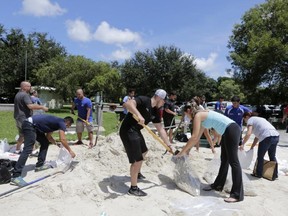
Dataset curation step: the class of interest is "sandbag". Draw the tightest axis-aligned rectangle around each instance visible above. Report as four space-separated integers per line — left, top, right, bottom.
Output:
203 155 257 196
238 149 254 169
173 156 201 196
0 138 10 153
253 159 278 181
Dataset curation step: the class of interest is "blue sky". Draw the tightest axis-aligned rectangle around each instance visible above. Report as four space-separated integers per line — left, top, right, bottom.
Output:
0 0 266 79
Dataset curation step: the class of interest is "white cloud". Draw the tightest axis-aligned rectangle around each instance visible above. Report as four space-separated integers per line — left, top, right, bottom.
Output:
66 19 92 42
20 0 66 17
194 52 218 71
111 48 132 60
65 20 143 48
93 21 142 46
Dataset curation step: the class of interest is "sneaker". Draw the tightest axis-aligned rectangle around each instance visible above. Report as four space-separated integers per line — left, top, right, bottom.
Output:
14 150 21 154
29 150 39 157
74 140 83 145
127 187 147 196
35 164 52 172
10 176 28 187
137 173 146 180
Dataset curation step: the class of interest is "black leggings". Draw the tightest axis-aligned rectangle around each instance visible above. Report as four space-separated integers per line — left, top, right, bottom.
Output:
214 123 244 201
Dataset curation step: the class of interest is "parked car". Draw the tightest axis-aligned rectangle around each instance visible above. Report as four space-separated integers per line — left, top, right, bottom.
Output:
206 101 232 111
253 104 282 120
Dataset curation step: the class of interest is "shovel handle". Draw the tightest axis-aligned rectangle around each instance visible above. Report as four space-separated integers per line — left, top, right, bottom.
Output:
132 114 174 154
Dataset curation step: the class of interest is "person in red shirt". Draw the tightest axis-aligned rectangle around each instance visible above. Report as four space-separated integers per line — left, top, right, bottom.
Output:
282 104 288 133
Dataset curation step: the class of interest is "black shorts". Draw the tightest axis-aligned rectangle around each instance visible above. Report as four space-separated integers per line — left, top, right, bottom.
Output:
119 126 148 163
163 117 176 129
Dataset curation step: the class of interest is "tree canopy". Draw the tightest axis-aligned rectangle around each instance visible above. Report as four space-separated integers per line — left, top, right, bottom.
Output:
228 0 288 104
120 45 217 101
36 55 122 102
0 24 66 100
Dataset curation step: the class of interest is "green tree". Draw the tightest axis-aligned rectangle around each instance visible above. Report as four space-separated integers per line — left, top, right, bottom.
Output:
0 24 66 99
36 55 122 102
121 45 214 101
228 0 288 104
216 79 245 102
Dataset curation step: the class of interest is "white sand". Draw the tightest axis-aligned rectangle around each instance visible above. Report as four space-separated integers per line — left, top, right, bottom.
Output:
1 130 288 216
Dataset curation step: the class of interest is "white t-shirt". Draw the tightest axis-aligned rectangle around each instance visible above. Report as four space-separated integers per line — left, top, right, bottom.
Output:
247 116 279 142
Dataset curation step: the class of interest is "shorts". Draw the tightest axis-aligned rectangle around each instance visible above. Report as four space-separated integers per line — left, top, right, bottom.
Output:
76 121 94 133
119 126 148 164
15 119 24 138
163 117 176 129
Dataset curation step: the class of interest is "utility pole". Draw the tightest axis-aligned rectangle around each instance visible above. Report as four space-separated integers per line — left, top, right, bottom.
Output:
24 50 27 81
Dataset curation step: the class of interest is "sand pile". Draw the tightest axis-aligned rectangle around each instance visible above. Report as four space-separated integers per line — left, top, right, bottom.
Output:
0 130 288 216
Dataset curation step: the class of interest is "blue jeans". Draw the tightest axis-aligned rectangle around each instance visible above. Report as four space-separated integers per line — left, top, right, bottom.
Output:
13 121 50 178
256 136 279 177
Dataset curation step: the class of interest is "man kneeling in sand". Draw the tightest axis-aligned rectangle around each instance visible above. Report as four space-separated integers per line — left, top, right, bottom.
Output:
11 115 76 187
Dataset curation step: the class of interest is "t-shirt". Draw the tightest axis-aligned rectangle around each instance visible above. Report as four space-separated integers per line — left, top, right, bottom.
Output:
74 97 93 122
121 96 161 130
225 105 251 128
214 101 225 112
32 115 67 133
284 106 288 114
201 110 234 135
163 99 176 120
247 116 279 142
14 91 33 123
31 96 41 105
122 95 134 115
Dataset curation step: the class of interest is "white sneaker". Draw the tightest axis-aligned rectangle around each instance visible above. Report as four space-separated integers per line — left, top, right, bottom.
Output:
14 150 21 154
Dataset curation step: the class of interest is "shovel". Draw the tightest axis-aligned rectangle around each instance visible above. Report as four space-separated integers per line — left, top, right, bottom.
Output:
132 114 175 155
73 114 92 126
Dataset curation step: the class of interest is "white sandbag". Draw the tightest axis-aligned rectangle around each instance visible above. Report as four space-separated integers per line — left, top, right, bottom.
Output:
203 153 257 196
0 138 10 153
224 168 257 196
56 147 72 166
203 153 220 184
238 149 254 169
47 147 72 168
173 156 201 196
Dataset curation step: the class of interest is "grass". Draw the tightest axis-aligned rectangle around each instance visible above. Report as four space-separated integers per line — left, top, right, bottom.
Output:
0 108 119 144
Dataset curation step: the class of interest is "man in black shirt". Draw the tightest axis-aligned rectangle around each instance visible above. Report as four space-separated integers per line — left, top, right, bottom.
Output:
163 91 177 143
119 89 172 196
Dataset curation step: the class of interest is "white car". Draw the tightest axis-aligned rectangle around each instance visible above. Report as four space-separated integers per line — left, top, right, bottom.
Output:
206 101 232 111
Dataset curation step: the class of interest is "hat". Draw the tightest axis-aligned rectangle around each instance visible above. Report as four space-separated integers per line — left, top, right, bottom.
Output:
155 89 167 100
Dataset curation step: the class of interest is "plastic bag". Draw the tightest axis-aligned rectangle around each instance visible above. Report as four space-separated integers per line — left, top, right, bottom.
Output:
238 148 254 169
173 156 201 196
48 147 72 168
0 139 10 154
203 153 220 184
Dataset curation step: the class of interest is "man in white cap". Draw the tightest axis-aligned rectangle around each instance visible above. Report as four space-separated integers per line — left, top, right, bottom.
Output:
119 89 173 196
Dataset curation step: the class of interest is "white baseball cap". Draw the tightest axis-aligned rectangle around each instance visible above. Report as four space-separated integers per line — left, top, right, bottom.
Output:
155 89 167 100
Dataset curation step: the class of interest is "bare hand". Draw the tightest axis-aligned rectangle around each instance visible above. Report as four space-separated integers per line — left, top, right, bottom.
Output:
69 150 76 158
137 115 145 125
43 107 49 112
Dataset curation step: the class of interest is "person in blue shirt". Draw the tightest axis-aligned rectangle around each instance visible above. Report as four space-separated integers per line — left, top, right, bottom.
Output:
214 96 225 113
71 89 94 148
11 115 76 187
120 88 135 121
225 96 251 145
177 102 243 203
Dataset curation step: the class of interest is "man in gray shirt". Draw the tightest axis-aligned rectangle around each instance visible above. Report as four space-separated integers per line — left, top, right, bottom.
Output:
14 81 48 153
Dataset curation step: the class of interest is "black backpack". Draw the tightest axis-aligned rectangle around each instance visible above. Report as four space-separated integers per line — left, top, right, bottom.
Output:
175 133 188 142
0 159 16 184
